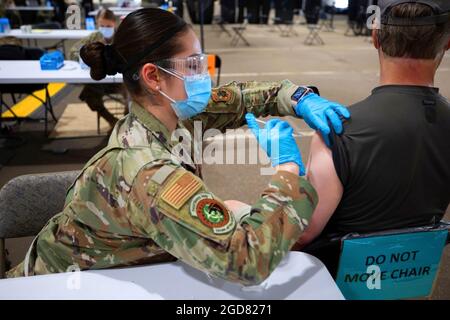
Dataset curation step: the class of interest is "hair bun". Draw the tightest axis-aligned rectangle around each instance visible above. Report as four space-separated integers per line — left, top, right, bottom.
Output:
105 45 127 75
102 45 119 76
80 42 108 80
81 42 127 81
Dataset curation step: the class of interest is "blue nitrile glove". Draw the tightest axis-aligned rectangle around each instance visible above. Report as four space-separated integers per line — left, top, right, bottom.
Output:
295 93 350 147
246 113 305 176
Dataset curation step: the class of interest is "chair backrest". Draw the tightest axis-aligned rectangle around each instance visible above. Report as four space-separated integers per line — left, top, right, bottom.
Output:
0 44 44 60
0 45 26 60
28 0 40 6
304 0 322 24
31 22 62 30
335 222 450 300
0 171 80 239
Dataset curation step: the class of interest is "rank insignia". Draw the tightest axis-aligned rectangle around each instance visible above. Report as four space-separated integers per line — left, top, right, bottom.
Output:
189 193 236 234
161 173 202 209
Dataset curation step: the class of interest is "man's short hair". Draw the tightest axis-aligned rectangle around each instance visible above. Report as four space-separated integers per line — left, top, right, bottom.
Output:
377 3 450 59
96 9 116 22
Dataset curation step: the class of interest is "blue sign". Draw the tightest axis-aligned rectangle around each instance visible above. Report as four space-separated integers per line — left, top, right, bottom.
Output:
336 230 448 300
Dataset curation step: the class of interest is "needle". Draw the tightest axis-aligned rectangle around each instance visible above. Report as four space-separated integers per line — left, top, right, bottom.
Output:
254 119 303 137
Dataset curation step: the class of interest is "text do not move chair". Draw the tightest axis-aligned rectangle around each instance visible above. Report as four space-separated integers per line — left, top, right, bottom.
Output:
0 171 80 278
318 222 450 300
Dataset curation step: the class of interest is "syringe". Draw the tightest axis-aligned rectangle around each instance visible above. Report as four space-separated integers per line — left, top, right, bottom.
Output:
254 118 303 137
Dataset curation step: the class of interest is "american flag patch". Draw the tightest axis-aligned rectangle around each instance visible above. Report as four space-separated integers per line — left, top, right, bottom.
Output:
161 172 202 209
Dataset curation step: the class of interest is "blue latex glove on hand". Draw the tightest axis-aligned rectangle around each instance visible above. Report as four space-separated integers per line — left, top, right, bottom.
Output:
246 113 305 176
295 93 350 147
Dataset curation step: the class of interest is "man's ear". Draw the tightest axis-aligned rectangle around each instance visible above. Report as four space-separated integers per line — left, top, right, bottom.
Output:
372 29 380 50
140 63 160 93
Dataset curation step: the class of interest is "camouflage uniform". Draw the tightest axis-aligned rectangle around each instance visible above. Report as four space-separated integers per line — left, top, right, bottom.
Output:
0 36 22 47
7 80 318 286
69 31 126 126
69 31 106 62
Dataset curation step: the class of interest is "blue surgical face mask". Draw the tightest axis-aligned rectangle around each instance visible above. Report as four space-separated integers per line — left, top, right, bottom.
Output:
99 27 114 39
157 67 212 120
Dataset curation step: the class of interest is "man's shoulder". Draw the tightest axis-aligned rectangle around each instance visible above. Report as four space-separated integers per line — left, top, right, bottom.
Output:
347 94 377 115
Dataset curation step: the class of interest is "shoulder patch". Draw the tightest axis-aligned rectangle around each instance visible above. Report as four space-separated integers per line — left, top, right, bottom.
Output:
161 172 202 209
211 88 233 103
151 165 176 185
189 193 236 234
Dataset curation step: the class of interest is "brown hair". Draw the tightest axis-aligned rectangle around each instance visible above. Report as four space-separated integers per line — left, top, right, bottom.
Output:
96 8 116 22
377 3 450 59
80 8 189 96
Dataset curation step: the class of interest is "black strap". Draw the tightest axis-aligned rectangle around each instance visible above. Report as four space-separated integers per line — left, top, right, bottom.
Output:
381 12 449 26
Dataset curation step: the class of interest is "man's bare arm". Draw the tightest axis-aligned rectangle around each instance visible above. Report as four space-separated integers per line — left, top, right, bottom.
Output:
294 133 344 249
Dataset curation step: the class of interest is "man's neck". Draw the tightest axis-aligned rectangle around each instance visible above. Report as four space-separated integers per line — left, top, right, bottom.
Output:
379 56 437 87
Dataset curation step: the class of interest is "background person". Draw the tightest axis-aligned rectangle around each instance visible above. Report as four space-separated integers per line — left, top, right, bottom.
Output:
70 8 127 129
294 0 450 275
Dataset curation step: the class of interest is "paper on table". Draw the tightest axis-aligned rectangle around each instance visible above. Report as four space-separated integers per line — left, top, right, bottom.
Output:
60 62 78 71
31 29 51 34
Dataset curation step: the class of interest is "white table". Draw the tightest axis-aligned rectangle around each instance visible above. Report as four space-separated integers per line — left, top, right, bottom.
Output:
0 29 95 55
0 252 344 300
0 60 122 84
88 6 142 17
6 6 55 11
0 60 123 138
6 6 54 12
0 29 94 40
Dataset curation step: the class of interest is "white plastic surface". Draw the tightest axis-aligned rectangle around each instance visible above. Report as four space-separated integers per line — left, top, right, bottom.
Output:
0 60 122 84
0 252 344 300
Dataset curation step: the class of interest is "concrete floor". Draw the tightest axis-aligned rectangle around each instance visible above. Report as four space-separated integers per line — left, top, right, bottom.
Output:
1 16 449 299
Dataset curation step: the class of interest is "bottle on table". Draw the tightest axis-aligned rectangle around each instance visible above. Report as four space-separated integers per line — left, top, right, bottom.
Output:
0 18 11 34
85 17 95 30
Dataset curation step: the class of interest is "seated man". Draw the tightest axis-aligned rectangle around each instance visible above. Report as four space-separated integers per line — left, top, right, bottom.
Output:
69 8 126 129
294 0 450 274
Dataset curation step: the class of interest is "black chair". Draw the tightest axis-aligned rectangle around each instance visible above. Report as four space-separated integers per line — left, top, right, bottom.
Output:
186 0 214 24
0 170 81 278
0 45 57 135
52 0 68 26
345 0 371 36
4 9 22 29
272 17 299 37
273 0 298 37
320 5 336 32
231 16 250 47
13 0 38 25
303 1 325 45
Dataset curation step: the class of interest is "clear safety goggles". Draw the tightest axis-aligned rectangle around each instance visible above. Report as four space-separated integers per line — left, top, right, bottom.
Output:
156 53 209 78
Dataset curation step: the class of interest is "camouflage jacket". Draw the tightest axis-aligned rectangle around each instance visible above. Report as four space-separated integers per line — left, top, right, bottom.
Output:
7 81 318 286
68 31 105 62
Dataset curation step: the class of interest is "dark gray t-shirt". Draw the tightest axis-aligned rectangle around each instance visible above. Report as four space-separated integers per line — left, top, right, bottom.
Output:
323 85 450 237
